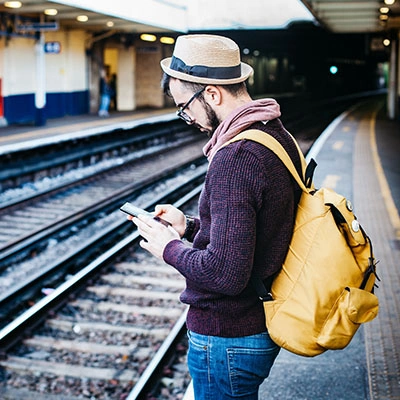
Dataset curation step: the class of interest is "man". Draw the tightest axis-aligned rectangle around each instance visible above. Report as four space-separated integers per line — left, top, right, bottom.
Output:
132 34 303 399
98 67 113 117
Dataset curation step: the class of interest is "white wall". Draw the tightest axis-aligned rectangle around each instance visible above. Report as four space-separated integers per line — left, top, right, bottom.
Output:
2 29 87 97
135 43 163 108
3 37 36 96
117 46 136 110
45 29 87 93
0 40 4 80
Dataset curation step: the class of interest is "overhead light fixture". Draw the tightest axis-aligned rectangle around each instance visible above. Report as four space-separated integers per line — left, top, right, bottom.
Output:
383 39 391 46
380 14 389 20
380 7 389 13
76 15 88 22
384 0 395 5
44 8 58 16
140 34 156 42
160 36 174 45
106 21 114 27
4 1 22 8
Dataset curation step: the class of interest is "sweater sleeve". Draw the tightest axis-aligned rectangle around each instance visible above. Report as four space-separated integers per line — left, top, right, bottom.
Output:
163 142 267 296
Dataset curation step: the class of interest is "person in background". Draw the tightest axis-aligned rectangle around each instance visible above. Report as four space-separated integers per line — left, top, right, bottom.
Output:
131 34 303 399
110 73 117 111
98 68 113 117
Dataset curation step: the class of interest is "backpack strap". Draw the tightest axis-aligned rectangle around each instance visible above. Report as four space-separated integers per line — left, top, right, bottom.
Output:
224 129 317 302
305 158 317 189
251 275 273 301
225 129 312 192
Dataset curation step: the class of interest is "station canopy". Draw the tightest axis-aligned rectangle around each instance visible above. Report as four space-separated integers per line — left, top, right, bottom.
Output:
0 0 399 35
301 0 400 33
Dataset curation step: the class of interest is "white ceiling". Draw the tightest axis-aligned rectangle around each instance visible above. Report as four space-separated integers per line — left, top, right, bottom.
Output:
0 0 181 33
1 0 399 34
0 0 314 33
185 0 314 30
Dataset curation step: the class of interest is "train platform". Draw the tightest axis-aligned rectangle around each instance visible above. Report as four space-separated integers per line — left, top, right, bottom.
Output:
254 96 400 400
0 98 399 399
0 108 176 153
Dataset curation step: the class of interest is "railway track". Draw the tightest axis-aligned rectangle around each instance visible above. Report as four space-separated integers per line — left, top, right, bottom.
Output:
0 116 191 192
0 135 207 327
0 173 203 399
0 134 206 261
0 250 190 400
0 122 207 398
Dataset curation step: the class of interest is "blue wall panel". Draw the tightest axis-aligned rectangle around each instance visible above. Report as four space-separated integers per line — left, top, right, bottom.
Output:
4 93 35 124
46 91 89 118
45 93 66 118
4 90 89 124
67 91 89 115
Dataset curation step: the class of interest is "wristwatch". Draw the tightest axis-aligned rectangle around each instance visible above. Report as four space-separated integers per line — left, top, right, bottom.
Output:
182 215 196 240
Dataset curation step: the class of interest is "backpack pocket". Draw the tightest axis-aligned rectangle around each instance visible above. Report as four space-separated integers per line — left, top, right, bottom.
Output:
317 287 379 350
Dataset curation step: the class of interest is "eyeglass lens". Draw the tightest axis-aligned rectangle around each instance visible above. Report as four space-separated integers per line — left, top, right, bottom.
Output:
177 87 205 124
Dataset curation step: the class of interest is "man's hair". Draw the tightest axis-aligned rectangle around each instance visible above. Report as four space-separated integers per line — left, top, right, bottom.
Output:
161 73 248 99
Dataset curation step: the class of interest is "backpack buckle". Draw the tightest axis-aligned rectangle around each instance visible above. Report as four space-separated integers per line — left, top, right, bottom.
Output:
259 293 273 302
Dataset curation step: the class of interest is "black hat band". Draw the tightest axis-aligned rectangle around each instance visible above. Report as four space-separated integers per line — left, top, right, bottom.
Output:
170 56 241 80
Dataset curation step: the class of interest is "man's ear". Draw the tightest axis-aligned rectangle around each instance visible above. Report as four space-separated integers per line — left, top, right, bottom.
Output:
204 85 222 105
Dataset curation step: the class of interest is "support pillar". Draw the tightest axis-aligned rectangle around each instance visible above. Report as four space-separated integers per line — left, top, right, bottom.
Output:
387 31 399 120
35 30 46 126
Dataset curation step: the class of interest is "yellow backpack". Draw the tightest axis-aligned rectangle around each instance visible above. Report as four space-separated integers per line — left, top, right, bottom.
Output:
228 129 379 357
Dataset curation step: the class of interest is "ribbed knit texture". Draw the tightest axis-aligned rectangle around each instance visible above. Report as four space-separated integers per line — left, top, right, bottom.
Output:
163 119 302 337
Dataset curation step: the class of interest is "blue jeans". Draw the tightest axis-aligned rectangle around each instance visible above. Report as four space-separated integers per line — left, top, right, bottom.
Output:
187 330 280 400
99 94 110 115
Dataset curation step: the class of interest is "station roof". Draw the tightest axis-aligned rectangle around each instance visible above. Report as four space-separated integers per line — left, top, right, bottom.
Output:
1 0 399 35
301 0 400 33
0 0 315 33
0 0 185 33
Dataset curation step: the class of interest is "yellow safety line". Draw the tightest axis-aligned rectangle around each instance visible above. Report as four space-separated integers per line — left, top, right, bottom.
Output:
370 110 400 239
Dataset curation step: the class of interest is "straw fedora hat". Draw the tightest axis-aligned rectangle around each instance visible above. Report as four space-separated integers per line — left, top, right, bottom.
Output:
160 34 253 85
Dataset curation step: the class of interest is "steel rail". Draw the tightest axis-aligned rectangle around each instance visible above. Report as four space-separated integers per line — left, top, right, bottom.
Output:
0 118 191 185
0 177 205 352
125 185 204 399
0 154 206 266
0 133 201 211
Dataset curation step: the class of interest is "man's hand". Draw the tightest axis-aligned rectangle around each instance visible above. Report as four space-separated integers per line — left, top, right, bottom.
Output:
132 214 181 260
154 204 187 238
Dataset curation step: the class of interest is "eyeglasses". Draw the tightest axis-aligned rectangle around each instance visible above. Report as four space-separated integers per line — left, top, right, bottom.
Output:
176 87 205 124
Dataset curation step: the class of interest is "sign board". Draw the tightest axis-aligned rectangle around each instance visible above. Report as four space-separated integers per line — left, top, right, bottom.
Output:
44 42 61 54
16 22 59 32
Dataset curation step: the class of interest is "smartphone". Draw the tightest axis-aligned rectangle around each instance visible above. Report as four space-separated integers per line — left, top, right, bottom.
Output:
120 202 170 226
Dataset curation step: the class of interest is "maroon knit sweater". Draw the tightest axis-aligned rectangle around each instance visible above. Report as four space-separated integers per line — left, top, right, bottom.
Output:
163 119 302 337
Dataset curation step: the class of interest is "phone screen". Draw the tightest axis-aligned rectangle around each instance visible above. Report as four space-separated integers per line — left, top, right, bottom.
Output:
120 202 170 227
120 202 152 218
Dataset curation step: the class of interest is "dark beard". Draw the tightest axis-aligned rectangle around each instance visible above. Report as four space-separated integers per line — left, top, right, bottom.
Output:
202 102 220 138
